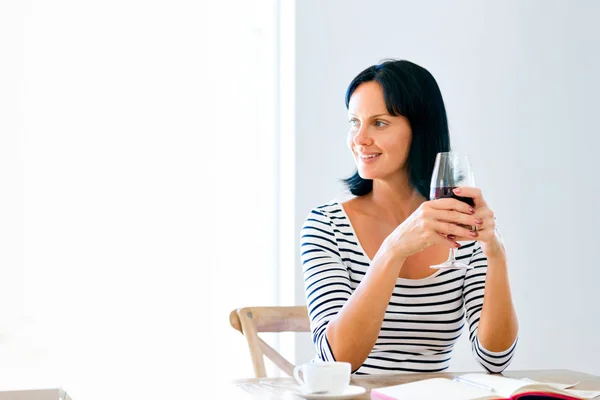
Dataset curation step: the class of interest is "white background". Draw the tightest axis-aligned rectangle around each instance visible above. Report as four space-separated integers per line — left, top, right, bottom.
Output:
1 0 281 398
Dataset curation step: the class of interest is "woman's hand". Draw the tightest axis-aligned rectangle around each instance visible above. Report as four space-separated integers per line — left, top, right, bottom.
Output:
452 187 505 258
383 197 481 260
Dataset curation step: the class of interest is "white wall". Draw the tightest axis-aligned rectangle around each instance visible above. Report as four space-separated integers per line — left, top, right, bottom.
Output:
1 0 281 397
293 0 600 374
0 0 27 371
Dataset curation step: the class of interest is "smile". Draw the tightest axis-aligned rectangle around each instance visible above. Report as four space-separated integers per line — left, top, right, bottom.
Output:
359 153 381 159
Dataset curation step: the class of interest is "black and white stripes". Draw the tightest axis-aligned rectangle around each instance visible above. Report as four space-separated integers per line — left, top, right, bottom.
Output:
301 201 517 375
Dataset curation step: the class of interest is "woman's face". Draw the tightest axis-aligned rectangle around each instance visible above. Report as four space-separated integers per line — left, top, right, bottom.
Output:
347 81 412 181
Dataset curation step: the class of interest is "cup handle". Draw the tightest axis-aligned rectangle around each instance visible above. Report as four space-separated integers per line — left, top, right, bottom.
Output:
293 365 304 387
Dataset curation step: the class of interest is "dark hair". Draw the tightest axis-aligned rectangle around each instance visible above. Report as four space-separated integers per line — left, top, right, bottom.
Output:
343 59 450 199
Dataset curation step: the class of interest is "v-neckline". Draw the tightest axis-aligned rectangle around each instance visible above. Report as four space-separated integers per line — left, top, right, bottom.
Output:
336 199 373 263
334 199 444 283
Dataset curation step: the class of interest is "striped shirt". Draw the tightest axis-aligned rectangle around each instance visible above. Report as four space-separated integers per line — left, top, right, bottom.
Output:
301 200 517 375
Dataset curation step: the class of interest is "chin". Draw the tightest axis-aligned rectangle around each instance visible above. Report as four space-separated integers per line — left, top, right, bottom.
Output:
356 167 382 180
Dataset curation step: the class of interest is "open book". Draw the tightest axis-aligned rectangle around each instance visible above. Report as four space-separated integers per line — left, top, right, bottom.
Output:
371 373 600 400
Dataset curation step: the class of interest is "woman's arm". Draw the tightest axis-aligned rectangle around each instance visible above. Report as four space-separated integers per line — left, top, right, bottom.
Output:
455 187 518 372
463 240 518 372
477 240 519 351
324 243 406 371
301 209 403 370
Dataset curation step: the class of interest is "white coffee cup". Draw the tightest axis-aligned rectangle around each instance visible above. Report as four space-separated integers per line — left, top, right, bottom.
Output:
293 361 351 394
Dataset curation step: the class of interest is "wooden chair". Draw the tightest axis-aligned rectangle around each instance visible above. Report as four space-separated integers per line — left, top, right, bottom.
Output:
229 306 310 378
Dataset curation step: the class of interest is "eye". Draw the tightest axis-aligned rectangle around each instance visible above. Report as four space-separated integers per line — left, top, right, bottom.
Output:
349 118 360 127
375 120 388 127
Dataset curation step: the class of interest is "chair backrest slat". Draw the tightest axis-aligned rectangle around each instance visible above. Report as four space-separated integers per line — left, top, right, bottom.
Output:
229 306 310 378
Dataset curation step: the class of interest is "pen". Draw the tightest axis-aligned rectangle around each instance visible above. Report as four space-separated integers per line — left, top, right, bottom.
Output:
453 377 497 393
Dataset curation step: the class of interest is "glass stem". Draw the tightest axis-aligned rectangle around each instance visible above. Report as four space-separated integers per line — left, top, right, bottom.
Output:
449 247 457 262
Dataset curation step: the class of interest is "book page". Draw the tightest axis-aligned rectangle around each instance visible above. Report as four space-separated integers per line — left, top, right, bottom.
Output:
459 374 538 398
564 389 600 399
372 377 498 400
521 377 580 390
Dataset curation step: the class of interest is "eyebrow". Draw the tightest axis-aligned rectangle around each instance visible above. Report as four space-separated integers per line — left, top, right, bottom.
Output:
348 113 391 119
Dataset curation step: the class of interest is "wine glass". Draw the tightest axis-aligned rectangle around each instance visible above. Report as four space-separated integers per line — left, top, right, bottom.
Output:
429 152 475 269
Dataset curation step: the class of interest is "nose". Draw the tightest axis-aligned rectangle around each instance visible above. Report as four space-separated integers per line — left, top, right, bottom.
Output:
353 124 373 150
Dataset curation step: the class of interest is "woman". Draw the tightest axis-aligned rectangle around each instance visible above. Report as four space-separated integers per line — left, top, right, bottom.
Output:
301 60 518 375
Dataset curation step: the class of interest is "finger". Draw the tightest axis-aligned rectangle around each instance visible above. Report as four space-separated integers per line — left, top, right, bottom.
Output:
473 219 493 232
473 208 494 222
453 187 487 208
438 233 461 249
434 221 478 239
429 198 475 215
472 209 494 230
435 209 481 227
453 233 481 242
454 223 492 241
454 230 493 244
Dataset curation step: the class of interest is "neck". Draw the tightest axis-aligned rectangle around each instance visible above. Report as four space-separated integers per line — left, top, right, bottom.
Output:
368 172 425 224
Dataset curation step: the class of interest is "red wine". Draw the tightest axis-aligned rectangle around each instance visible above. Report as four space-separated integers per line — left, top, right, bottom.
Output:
432 186 475 207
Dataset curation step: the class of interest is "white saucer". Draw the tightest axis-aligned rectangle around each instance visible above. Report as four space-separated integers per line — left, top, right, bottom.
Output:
293 385 366 399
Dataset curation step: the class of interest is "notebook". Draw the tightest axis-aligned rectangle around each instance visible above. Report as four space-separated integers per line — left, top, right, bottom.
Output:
370 373 600 400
